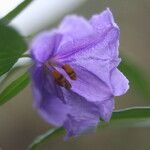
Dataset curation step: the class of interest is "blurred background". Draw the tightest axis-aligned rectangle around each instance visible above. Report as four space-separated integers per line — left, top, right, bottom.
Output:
0 0 150 149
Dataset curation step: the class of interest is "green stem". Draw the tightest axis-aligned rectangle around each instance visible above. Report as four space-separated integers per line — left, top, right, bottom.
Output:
0 0 32 24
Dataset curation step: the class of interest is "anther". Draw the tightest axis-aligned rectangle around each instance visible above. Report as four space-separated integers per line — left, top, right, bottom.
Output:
62 64 76 80
52 70 71 90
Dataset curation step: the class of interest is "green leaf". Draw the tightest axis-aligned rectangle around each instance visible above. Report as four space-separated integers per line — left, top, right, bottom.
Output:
28 107 150 150
28 128 65 150
0 0 32 24
112 107 150 120
101 107 150 129
0 22 27 76
0 57 32 91
119 56 150 99
0 72 30 105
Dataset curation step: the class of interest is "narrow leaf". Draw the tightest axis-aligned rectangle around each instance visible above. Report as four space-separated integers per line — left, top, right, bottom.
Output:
28 107 150 150
28 128 65 150
0 22 27 76
0 57 32 91
112 107 150 120
0 72 30 105
0 0 32 24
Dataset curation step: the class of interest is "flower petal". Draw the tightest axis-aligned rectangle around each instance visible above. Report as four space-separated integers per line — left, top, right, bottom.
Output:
55 9 122 101
30 31 62 63
56 9 120 87
31 65 64 105
110 68 129 96
31 65 69 126
58 15 94 45
56 8 119 61
90 8 119 35
37 96 70 127
96 98 114 122
68 65 112 102
90 8 119 59
62 89 100 139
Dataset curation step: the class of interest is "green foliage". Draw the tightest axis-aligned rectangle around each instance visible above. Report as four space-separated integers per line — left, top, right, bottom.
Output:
0 72 29 105
0 22 27 76
0 58 32 105
112 107 150 120
0 0 31 104
28 128 65 150
0 0 32 24
28 107 150 150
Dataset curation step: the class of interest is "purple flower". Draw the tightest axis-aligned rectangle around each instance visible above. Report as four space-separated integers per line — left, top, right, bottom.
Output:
30 8 129 139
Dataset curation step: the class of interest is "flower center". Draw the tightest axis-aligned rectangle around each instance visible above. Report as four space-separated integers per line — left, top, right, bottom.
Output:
45 60 76 90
